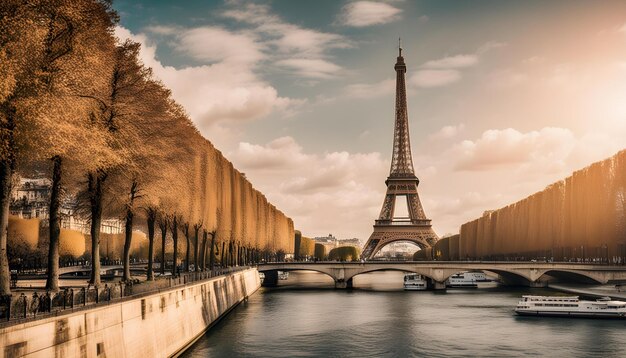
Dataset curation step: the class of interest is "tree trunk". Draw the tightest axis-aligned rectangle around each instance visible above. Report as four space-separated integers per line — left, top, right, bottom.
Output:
193 226 199 272
45 156 62 292
122 181 137 282
184 226 190 272
209 232 216 270
220 242 225 267
235 244 240 266
159 221 166 275
0 159 13 295
0 104 15 295
88 172 105 287
171 217 178 276
146 211 155 281
229 242 234 267
122 207 132 281
200 230 207 271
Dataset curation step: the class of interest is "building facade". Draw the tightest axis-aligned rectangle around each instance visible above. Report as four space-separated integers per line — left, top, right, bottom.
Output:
10 177 123 234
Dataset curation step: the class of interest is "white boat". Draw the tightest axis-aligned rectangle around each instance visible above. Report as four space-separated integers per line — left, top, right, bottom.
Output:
278 271 289 280
404 273 427 291
515 296 626 319
446 272 485 288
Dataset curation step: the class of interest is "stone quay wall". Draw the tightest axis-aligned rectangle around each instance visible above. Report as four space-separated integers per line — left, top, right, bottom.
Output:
0 268 260 357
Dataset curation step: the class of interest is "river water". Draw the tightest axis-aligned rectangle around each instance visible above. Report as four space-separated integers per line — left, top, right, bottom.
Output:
182 271 626 357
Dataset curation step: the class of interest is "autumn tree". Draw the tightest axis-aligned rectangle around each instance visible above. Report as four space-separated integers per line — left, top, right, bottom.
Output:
0 0 117 293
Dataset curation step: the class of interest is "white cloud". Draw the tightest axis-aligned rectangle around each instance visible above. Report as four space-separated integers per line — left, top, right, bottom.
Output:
114 27 300 151
618 22 626 33
344 78 395 98
229 136 388 239
231 137 309 170
271 26 349 56
422 54 479 69
176 27 264 65
410 69 461 88
276 58 342 79
222 2 349 79
429 123 465 140
222 2 274 24
452 127 576 171
337 1 402 27
144 25 178 35
409 42 504 89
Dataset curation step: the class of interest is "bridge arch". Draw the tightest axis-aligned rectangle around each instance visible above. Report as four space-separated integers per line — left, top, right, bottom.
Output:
539 269 605 284
348 267 434 282
479 269 534 286
257 267 338 284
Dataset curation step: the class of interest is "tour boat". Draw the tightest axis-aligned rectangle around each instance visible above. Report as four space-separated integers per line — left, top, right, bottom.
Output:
445 272 488 288
515 296 626 318
404 273 427 291
278 271 289 280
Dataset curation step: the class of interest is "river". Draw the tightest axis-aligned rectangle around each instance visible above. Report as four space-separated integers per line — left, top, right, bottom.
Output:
182 271 625 357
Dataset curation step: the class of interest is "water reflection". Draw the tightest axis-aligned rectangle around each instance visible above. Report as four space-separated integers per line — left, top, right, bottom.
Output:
183 271 626 358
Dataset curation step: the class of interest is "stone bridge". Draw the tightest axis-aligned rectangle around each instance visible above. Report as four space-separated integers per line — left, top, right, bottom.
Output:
258 261 626 289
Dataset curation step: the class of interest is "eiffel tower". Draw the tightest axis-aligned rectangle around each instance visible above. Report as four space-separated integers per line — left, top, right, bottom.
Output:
361 43 438 260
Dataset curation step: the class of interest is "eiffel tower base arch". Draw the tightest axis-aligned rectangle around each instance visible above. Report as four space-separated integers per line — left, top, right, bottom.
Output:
361 226 438 260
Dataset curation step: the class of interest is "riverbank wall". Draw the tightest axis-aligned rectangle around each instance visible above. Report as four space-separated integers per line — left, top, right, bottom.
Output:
0 268 260 357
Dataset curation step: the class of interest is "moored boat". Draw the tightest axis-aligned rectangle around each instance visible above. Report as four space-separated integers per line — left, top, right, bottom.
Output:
515 295 626 318
446 272 480 288
278 271 289 280
404 273 427 291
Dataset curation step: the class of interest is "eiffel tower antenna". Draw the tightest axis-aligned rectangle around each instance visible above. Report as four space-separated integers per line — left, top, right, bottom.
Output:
361 44 438 260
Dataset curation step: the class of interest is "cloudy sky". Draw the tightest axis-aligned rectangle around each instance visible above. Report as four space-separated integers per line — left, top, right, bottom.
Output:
114 0 626 242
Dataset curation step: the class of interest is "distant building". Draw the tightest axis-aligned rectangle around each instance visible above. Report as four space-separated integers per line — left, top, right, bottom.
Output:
10 178 51 219
313 234 338 253
313 235 362 253
338 238 361 248
10 177 123 234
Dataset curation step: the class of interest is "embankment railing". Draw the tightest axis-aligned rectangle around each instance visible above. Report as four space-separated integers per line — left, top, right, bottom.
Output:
0 266 252 328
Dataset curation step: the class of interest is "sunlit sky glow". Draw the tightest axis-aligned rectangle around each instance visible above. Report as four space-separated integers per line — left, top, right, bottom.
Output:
114 0 626 241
